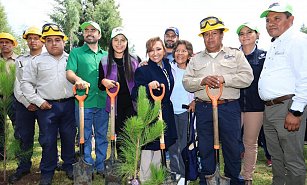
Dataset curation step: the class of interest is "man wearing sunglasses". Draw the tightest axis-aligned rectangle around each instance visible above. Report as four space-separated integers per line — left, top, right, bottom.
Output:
0 32 18 161
259 2 307 185
66 21 108 177
21 24 76 185
8 26 44 184
183 16 253 185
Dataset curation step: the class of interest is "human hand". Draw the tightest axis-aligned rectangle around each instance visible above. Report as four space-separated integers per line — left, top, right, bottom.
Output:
200 75 224 88
27 103 38 111
188 100 195 112
284 112 301 131
40 101 52 110
139 61 148 67
101 78 117 89
75 78 90 89
148 80 161 90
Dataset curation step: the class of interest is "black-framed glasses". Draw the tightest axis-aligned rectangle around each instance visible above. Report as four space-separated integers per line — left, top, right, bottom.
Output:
42 23 62 33
200 16 224 29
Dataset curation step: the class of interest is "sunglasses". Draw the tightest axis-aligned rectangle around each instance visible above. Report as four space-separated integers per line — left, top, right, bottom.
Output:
42 23 62 33
200 17 224 29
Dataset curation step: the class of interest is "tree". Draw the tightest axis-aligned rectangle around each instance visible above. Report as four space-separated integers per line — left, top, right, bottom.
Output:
300 24 307 34
50 0 122 52
0 2 10 32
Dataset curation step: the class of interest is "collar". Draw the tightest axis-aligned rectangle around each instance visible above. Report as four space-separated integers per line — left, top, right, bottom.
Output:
82 43 104 53
271 26 294 43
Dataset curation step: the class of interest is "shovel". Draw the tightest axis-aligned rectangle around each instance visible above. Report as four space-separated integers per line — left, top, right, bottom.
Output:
104 82 121 185
72 85 93 185
149 83 166 167
205 84 231 185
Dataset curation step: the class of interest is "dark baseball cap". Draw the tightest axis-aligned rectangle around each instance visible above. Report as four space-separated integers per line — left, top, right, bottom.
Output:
165 27 179 36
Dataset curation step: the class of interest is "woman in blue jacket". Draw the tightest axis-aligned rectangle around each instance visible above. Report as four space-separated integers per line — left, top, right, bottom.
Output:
131 37 176 182
237 22 266 185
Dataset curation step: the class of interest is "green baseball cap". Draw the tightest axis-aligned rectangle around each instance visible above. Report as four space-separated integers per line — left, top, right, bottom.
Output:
80 21 101 33
260 2 293 18
236 22 259 35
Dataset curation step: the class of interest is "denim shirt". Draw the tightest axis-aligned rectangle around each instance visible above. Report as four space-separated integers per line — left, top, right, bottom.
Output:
99 55 139 113
239 45 266 112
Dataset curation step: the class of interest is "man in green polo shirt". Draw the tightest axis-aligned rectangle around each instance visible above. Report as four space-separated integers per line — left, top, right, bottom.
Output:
66 21 108 176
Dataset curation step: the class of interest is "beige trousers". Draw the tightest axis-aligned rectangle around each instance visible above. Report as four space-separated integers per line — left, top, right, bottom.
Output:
241 112 263 180
139 150 161 182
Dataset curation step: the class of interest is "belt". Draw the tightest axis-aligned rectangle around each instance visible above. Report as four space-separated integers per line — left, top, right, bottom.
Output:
264 94 294 106
46 97 74 103
195 98 235 105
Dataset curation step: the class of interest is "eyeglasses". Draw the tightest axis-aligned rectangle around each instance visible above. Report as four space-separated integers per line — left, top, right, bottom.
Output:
165 34 177 39
175 49 188 54
42 23 62 33
200 16 224 29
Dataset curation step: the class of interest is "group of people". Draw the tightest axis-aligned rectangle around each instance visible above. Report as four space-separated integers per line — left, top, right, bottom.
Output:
0 1 306 185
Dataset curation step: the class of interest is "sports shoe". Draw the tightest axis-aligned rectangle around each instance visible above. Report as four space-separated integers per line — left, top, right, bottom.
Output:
266 159 272 167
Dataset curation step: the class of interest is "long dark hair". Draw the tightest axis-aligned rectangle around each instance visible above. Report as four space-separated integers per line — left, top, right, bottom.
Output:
106 40 134 81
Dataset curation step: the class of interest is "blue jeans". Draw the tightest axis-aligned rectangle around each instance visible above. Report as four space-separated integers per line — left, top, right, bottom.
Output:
75 107 109 172
196 100 244 185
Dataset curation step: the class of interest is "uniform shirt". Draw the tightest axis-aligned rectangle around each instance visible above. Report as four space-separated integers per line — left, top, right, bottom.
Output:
14 53 41 108
66 44 107 108
183 46 253 101
21 52 73 107
258 27 307 112
0 52 17 71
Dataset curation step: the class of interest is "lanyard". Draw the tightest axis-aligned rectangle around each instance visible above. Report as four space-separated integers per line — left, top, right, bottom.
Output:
162 68 170 91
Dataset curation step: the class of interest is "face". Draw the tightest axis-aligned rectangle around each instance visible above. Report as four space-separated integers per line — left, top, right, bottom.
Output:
44 36 65 57
238 26 258 46
112 34 127 55
164 30 178 49
147 41 165 64
83 25 101 44
174 44 189 66
266 11 293 38
0 38 14 54
202 29 223 53
26 34 43 51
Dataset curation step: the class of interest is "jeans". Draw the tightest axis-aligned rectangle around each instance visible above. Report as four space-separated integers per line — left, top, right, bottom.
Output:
196 100 244 185
75 107 109 172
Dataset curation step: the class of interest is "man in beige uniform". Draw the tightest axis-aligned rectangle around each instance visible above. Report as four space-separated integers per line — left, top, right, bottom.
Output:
0 32 18 161
183 16 253 185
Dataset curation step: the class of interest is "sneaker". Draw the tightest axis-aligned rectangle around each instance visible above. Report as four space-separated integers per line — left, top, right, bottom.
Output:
266 159 272 167
177 177 189 185
171 172 181 182
8 170 30 183
39 175 53 185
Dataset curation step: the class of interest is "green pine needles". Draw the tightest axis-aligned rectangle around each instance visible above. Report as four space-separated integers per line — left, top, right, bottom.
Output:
117 86 166 182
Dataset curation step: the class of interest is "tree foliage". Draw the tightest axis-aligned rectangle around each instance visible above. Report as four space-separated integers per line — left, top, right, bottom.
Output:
0 2 10 32
300 24 307 34
49 0 122 52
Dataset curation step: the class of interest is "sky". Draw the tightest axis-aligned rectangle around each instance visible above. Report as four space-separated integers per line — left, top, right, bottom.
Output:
2 0 307 59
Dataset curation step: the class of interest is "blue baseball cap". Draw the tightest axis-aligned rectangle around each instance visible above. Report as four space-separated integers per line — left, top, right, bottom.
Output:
165 27 179 36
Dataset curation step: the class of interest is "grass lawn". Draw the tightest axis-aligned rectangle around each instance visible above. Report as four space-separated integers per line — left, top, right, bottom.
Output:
1 123 307 185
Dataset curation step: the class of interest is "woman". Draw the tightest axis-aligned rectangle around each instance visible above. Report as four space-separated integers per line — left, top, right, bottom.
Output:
131 37 176 182
98 27 139 156
168 40 195 182
237 22 266 185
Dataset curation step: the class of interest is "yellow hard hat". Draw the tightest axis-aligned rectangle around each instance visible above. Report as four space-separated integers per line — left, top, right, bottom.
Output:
198 16 229 37
0 32 18 47
41 23 68 41
23 26 42 39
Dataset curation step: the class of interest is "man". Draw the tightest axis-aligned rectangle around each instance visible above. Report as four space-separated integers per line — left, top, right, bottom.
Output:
8 26 44 183
183 16 253 185
21 24 75 185
164 26 179 62
0 32 18 161
66 21 108 176
258 2 307 185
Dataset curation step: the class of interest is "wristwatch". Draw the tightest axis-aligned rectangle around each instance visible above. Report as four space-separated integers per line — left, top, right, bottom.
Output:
288 109 303 117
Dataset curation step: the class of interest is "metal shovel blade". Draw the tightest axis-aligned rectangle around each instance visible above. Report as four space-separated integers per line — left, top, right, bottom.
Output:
104 157 122 185
73 157 93 185
205 166 230 185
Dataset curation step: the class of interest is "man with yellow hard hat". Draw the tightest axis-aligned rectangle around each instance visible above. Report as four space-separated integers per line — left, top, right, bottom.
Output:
21 23 75 185
183 16 253 185
0 32 18 162
8 26 44 184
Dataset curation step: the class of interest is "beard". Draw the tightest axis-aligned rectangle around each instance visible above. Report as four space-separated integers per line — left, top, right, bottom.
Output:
165 42 174 49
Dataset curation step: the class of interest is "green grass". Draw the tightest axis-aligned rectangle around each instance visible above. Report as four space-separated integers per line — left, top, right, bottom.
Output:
1 123 307 185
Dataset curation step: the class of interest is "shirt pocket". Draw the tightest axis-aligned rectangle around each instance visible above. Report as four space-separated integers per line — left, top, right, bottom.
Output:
38 63 55 81
219 59 237 74
192 61 210 77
